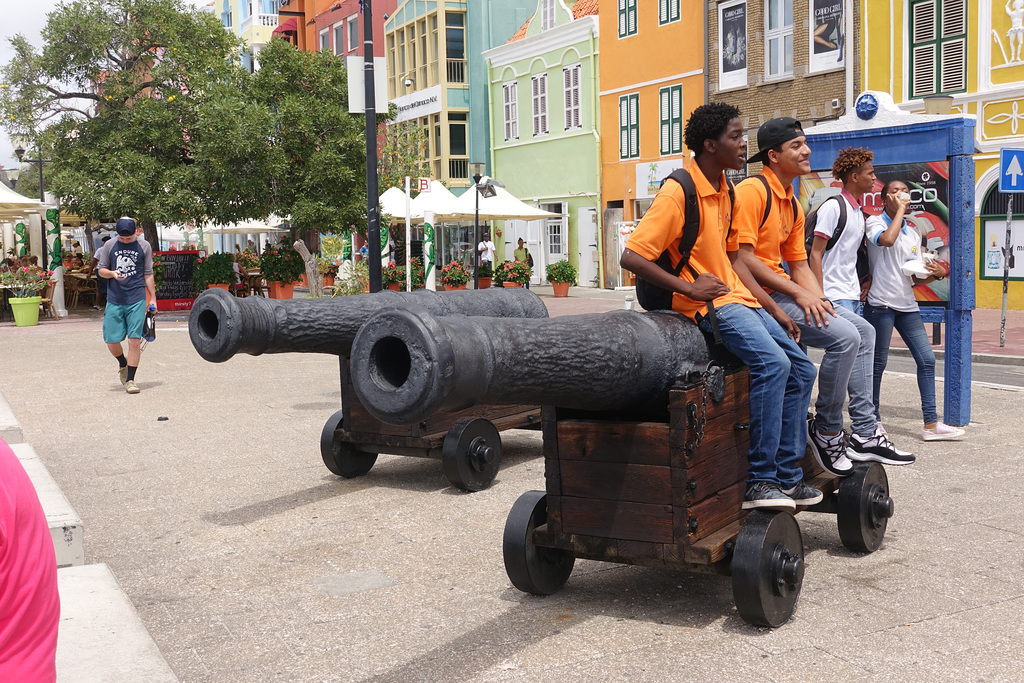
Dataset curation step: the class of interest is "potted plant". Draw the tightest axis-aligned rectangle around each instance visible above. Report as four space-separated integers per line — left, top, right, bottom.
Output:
439 260 470 290
152 253 166 292
381 261 406 291
191 252 235 292
259 241 305 299
546 259 578 297
0 265 53 326
317 256 339 287
495 260 532 288
331 260 370 296
477 261 493 289
409 257 425 290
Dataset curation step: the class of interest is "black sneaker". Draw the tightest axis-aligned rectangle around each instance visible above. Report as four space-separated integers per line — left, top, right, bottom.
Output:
848 433 916 465
742 481 796 510
807 417 854 476
781 482 824 506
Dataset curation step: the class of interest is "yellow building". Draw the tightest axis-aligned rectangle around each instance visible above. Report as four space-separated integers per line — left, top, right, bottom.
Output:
862 0 1024 308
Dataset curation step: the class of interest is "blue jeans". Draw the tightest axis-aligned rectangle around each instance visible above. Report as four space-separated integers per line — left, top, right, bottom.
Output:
771 292 878 437
833 298 864 317
863 304 937 425
698 304 817 489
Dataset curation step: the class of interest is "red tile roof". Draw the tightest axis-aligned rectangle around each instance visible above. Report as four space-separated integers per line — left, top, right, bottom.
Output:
572 0 599 19
507 17 531 43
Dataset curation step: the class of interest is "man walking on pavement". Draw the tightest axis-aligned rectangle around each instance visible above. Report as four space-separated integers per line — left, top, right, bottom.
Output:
801 145 914 466
96 217 156 394
478 233 495 268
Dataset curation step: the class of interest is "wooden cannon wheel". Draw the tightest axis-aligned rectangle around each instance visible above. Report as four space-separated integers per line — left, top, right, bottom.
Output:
441 418 503 492
503 491 575 596
319 410 377 478
837 462 894 553
731 510 804 628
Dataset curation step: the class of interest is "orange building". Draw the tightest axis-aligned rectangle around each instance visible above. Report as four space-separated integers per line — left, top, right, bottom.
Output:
272 0 396 57
598 0 705 288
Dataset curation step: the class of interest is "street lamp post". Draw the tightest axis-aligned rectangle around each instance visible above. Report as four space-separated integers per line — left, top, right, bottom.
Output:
470 162 485 289
14 144 52 270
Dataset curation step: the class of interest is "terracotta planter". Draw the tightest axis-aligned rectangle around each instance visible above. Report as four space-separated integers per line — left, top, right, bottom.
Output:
443 284 467 290
551 281 571 297
502 282 522 288
9 296 42 327
267 281 296 299
386 282 402 291
207 283 230 291
323 276 335 287
477 277 492 289
299 273 309 287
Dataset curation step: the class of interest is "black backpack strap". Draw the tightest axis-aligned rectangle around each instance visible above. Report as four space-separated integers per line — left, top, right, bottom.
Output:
825 195 848 250
661 168 701 276
753 175 773 230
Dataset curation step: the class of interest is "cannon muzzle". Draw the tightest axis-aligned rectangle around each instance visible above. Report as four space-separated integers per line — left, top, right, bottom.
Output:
189 287 548 363
350 307 712 424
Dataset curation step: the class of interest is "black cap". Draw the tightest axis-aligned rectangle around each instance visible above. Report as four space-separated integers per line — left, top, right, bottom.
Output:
748 117 804 165
115 217 137 235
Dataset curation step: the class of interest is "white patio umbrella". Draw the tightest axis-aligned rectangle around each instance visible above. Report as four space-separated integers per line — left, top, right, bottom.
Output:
447 180 560 221
0 182 46 212
379 186 420 223
410 180 460 219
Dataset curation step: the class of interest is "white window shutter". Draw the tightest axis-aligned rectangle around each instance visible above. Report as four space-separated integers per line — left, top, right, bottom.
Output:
540 75 548 134
660 89 670 154
659 0 668 23
620 97 629 157
912 44 936 97
671 87 682 153
629 95 638 157
912 1 937 43
572 66 581 129
940 0 965 37
939 38 965 92
628 0 637 34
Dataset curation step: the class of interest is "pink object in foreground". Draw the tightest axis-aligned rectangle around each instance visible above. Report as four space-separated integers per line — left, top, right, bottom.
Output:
0 438 60 682
922 422 966 442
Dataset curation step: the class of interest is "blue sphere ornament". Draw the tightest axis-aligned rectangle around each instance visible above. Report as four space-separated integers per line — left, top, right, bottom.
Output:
855 94 879 120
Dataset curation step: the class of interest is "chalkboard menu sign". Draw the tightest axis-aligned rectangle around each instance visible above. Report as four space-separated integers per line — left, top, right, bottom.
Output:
155 250 200 311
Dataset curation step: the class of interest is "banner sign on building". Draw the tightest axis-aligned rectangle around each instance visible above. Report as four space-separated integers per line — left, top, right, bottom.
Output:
809 0 844 73
719 0 747 91
635 159 685 199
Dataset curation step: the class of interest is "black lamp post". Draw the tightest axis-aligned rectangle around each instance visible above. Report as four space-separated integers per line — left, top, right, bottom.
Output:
14 144 52 270
469 163 504 290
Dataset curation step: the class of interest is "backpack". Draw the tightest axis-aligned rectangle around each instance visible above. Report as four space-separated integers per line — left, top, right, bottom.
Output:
751 175 798 233
803 194 869 285
634 168 735 312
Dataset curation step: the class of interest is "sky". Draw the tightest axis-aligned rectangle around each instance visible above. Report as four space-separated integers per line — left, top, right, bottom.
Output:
0 0 210 175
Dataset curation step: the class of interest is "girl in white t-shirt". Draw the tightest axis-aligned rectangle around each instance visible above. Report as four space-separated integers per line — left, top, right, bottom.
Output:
864 181 965 441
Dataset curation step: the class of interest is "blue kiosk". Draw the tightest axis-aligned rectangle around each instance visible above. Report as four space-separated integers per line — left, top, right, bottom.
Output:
802 91 974 426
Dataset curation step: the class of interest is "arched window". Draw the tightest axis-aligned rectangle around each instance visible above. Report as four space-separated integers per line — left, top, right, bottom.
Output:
979 183 1024 281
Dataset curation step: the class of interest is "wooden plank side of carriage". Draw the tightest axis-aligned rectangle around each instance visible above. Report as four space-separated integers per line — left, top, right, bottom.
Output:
334 358 541 457
535 369 837 569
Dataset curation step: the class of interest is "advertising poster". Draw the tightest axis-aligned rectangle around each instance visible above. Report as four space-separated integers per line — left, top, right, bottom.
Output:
810 0 844 72
719 0 747 90
982 220 1024 279
799 161 950 304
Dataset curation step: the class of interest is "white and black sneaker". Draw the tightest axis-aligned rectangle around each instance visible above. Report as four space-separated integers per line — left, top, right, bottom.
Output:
807 417 854 476
781 482 824 506
848 432 915 465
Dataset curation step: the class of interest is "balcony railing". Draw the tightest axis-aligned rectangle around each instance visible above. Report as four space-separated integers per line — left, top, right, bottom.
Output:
240 13 279 33
448 158 468 180
446 58 466 84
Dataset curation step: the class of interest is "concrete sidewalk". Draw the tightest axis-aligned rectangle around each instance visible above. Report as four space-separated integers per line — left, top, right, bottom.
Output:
0 292 1021 681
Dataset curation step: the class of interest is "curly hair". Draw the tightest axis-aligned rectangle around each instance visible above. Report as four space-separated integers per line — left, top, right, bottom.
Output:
684 103 741 159
831 147 873 181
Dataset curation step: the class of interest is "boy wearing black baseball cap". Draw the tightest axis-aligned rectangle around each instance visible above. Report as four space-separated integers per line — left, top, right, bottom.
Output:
96 217 156 394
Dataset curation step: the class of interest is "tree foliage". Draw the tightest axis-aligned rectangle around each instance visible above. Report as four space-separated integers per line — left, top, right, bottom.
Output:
248 39 367 236
378 116 428 192
0 0 253 241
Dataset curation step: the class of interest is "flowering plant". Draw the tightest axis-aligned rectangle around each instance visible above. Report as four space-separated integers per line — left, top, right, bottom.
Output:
332 260 370 296
259 243 304 283
494 259 532 286
237 248 260 271
152 253 166 291
409 257 425 289
546 259 578 285
381 261 405 286
192 252 236 290
0 265 54 297
317 256 339 279
439 260 470 287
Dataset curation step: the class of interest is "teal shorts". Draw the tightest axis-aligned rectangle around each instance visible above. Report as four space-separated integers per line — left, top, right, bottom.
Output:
103 300 146 343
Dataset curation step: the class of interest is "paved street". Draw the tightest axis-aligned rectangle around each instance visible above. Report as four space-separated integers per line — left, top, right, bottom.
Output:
2 293 1023 681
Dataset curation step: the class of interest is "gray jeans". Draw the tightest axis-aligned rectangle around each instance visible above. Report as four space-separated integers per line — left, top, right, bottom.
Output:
770 291 876 437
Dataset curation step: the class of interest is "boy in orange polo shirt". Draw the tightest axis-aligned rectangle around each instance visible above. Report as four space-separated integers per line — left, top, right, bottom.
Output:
620 103 820 510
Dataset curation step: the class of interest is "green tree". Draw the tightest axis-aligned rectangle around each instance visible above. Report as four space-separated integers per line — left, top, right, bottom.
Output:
248 39 368 237
0 0 254 245
378 117 428 192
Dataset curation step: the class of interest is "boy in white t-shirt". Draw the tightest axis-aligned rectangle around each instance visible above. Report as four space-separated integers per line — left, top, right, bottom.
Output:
807 148 914 465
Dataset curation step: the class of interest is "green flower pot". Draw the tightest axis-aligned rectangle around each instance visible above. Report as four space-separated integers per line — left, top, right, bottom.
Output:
10 296 42 327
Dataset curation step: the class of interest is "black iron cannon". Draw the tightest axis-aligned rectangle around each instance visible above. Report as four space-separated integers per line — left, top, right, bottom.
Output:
187 287 550 491
349 306 895 627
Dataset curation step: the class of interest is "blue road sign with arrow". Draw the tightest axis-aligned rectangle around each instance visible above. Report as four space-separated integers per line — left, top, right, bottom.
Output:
1000 148 1024 193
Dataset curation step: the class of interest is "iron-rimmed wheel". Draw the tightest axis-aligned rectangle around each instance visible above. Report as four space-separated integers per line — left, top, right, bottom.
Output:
732 510 804 628
441 417 502 492
503 490 574 595
320 410 377 478
837 462 893 553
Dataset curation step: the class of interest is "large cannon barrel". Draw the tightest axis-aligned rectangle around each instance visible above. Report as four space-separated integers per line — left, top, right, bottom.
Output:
349 308 712 425
189 287 549 363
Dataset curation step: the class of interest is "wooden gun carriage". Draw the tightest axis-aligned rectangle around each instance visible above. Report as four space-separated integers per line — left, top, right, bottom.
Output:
349 307 895 626
188 287 547 491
